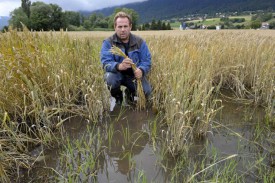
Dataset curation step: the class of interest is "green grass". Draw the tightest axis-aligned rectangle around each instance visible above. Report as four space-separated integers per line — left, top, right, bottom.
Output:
229 15 251 21
187 18 220 25
171 15 253 29
56 126 101 182
170 21 181 29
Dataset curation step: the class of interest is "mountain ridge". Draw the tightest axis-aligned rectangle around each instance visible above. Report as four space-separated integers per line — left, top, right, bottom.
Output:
0 16 10 29
86 0 275 23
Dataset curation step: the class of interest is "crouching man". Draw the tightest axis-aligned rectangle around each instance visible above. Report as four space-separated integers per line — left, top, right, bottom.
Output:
100 11 152 104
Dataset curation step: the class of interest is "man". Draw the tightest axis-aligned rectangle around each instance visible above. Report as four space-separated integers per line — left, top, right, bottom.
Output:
100 11 152 105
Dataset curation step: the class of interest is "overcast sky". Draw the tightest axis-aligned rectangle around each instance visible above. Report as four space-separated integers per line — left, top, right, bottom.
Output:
0 0 146 16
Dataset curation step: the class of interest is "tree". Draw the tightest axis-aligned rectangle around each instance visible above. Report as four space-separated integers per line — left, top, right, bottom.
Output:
89 13 98 29
252 12 273 22
64 11 81 27
10 1 64 31
150 19 157 30
157 20 162 30
82 13 109 30
1 25 9 32
83 19 92 30
251 20 261 29
161 22 167 30
91 13 105 28
235 24 245 29
21 0 31 18
9 7 30 29
167 22 171 30
29 2 53 30
49 4 64 30
96 19 109 29
144 22 150 30
269 21 275 29
138 24 144 30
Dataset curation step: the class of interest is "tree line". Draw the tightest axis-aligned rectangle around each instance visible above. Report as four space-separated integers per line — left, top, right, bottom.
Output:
6 1 139 31
5 0 172 32
250 12 275 29
139 19 172 30
9 0 273 31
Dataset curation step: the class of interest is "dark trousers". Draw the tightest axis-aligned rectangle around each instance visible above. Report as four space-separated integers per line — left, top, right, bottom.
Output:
104 72 152 99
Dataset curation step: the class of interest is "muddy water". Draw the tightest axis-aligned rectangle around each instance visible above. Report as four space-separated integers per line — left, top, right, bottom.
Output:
18 104 168 182
206 101 270 182
18 100 272 182
96 106 168 183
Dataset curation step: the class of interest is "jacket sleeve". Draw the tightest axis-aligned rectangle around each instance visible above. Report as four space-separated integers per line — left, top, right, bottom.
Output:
100 40 119 73
138 41 152 75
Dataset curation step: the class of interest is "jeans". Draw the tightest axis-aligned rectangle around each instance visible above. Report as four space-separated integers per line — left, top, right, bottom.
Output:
104 72 152 99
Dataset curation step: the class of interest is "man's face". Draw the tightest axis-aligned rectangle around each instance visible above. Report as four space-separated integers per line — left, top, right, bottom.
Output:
114 17 132 43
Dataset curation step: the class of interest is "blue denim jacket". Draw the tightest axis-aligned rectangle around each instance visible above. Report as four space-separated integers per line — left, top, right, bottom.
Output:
100 33 151 76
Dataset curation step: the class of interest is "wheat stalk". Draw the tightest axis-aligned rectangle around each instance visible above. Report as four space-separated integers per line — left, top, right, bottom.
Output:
109 45 146 110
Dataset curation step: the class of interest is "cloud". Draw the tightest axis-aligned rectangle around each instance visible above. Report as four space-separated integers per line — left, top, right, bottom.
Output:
0 1 21 16
0 0 147 16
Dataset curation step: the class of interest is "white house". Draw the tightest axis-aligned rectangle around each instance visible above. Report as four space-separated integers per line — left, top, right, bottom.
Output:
261 22 269 29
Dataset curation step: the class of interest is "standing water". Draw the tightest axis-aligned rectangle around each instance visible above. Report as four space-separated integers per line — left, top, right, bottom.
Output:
18 100 274 182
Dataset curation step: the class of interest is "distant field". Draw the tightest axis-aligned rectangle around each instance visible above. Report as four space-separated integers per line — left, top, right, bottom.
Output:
170 15 253 29
186 18 220 25
229 15 251 21
62 29 275 39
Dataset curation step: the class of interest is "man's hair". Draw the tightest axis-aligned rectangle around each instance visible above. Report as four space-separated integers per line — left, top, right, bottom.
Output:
114 11 132 26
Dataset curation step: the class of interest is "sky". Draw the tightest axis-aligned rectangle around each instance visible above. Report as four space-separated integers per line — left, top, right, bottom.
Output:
0 0 146 16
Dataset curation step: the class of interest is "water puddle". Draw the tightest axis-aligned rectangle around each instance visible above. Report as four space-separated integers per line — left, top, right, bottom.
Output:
17 100 274 182
96 106 167 183
207 101 268 181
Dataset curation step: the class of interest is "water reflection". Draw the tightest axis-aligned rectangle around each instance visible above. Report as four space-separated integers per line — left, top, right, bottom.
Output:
203 100 269 182
17 100 273 182
97 106 167 182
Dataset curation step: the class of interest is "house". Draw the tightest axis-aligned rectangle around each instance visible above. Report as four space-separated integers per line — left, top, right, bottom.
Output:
261 22 269 29
179 22 187 30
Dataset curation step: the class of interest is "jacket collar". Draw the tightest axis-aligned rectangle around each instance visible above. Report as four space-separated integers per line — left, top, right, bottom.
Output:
113 33 137 47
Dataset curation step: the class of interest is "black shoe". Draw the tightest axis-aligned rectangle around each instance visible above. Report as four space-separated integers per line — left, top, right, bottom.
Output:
115 96 123 105
111 87 123 105
125 88 135 105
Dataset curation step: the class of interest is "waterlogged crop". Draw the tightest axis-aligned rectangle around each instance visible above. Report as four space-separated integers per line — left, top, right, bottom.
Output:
0 28 274 181
147 30 275 155
0 28 109 181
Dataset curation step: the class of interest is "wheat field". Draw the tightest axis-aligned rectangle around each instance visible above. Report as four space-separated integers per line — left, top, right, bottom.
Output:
0 29 274 181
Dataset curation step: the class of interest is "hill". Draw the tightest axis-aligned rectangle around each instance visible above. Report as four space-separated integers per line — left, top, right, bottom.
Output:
0 16 10 29
87 0 275 23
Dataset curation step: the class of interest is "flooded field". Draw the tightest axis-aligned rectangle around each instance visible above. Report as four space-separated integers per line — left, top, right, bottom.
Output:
17 99 274 182
1 29 274 182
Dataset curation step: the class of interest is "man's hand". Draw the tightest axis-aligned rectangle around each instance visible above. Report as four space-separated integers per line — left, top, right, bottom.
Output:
134 68 143 79
117 58 133 71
